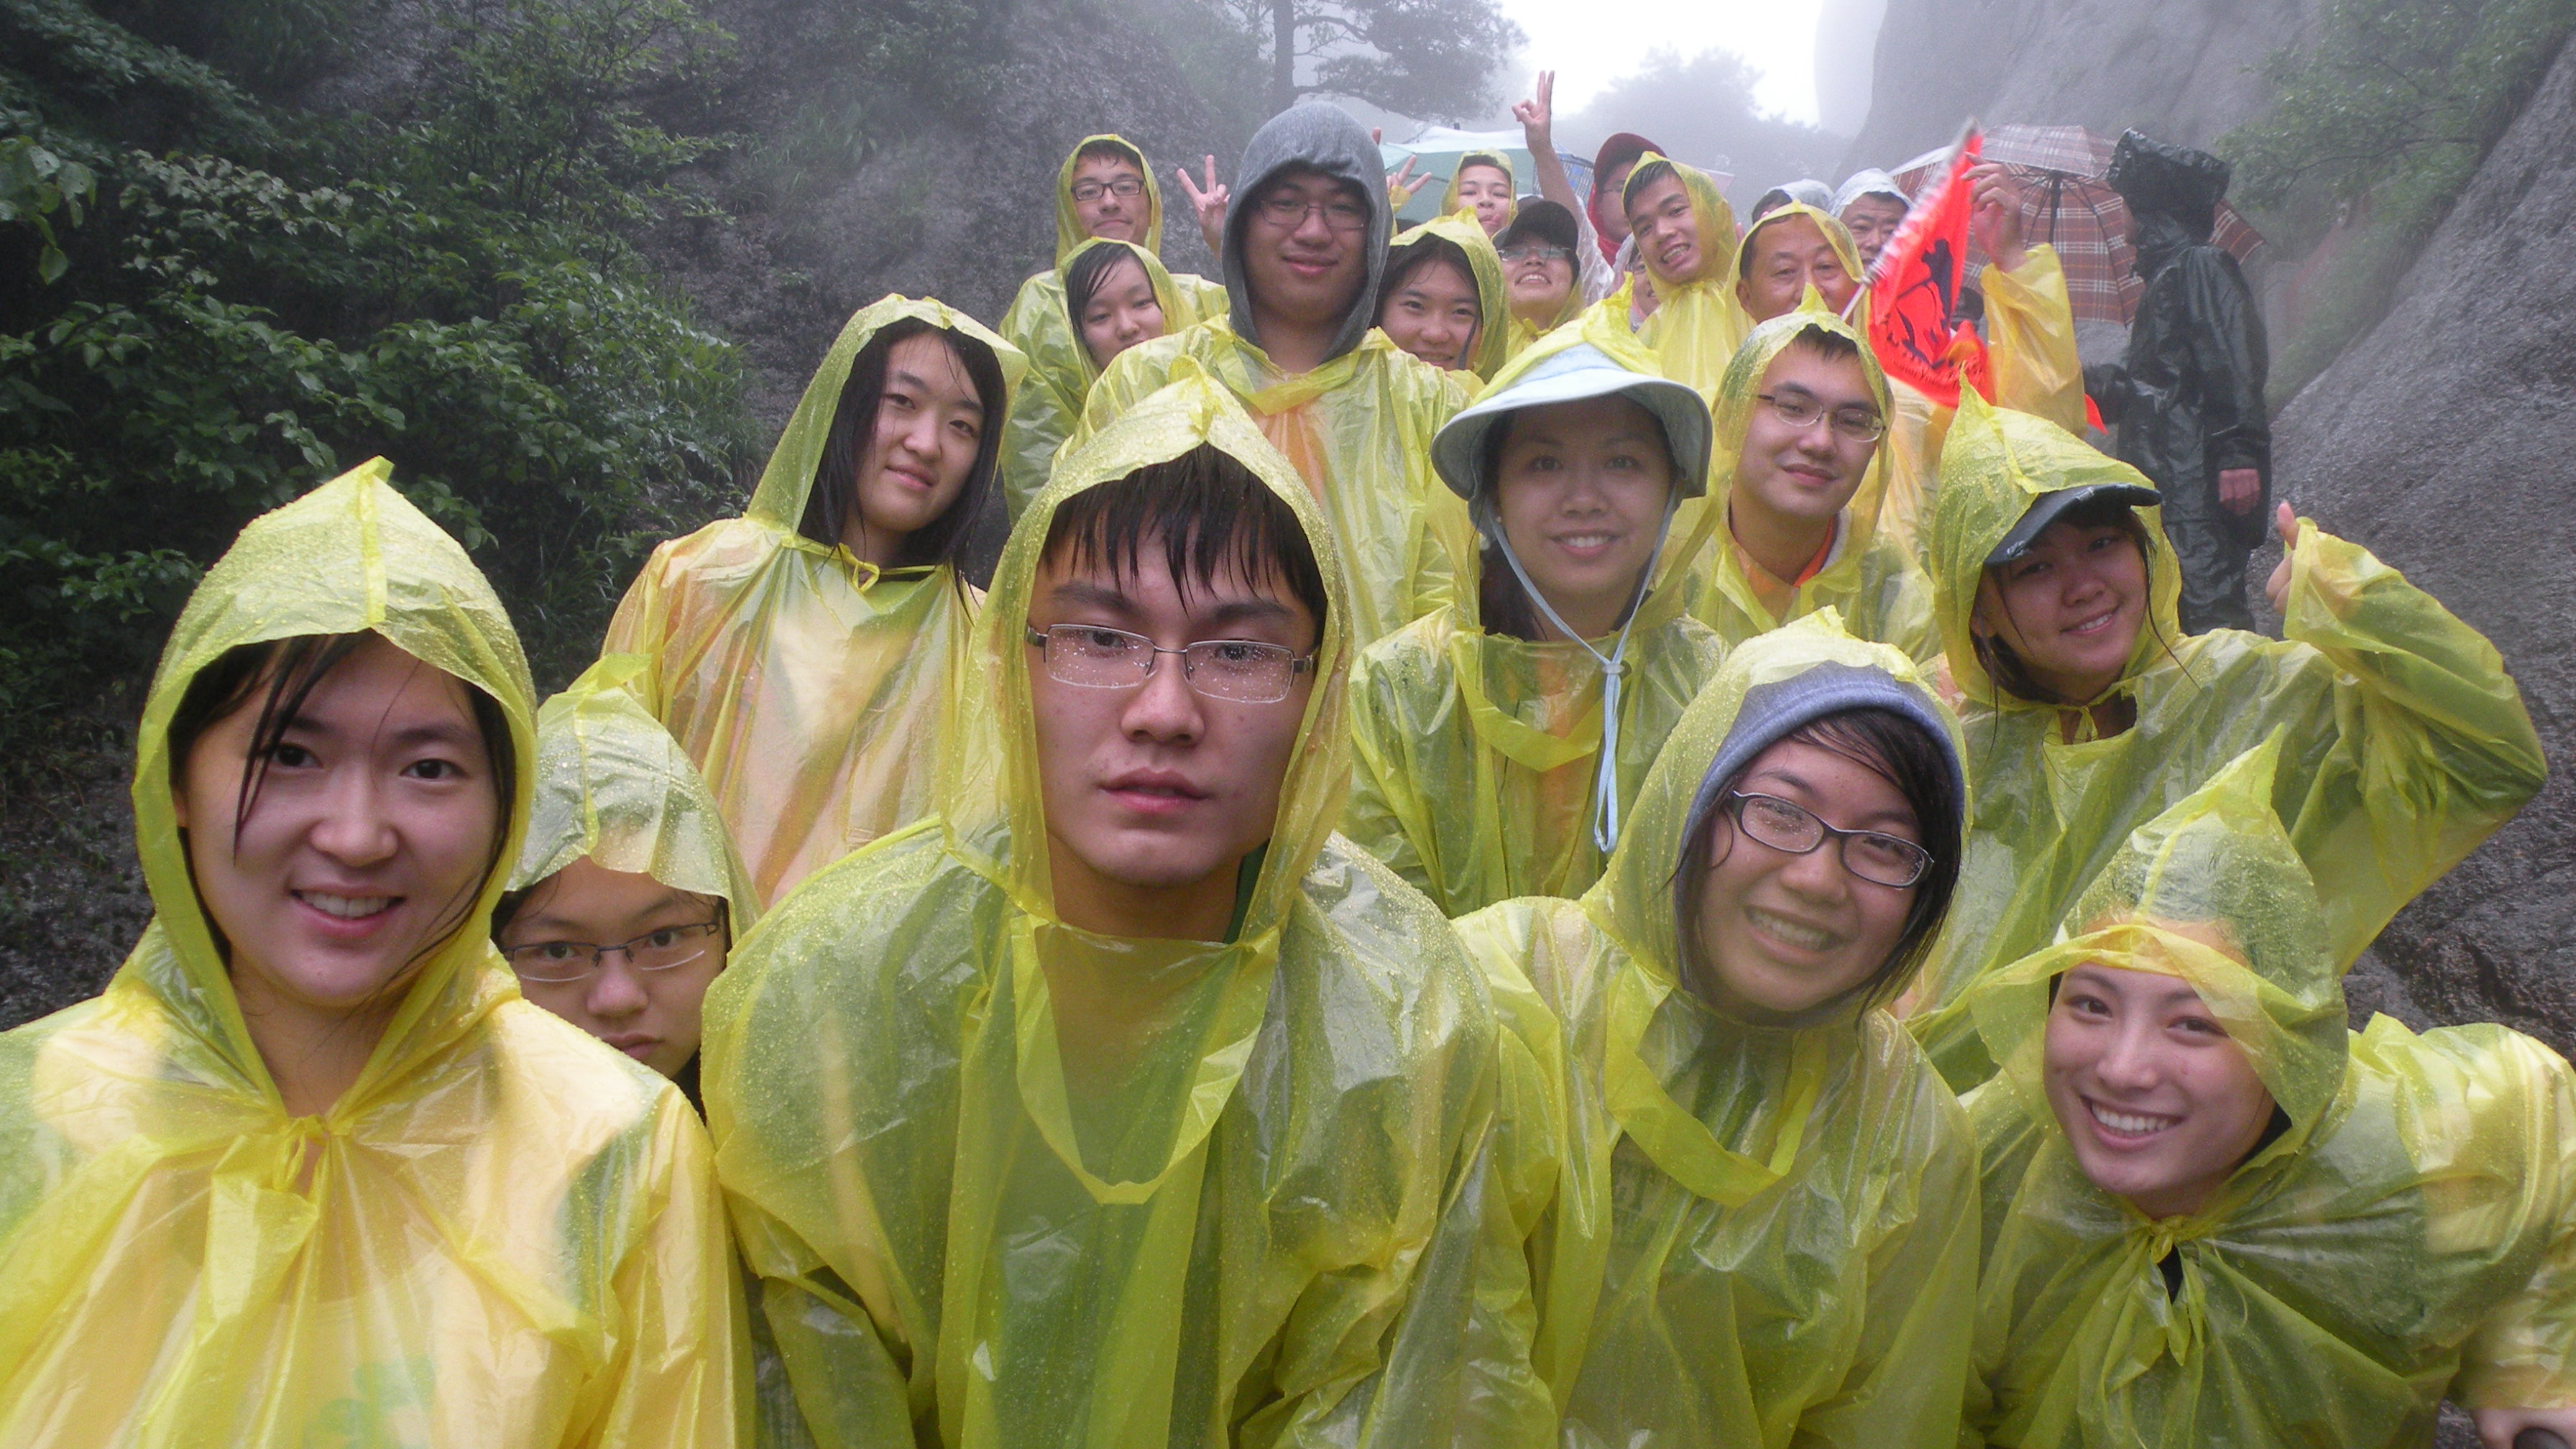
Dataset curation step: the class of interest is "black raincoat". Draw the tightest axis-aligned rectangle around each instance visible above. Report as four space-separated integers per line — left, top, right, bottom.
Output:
2084 131 2271 633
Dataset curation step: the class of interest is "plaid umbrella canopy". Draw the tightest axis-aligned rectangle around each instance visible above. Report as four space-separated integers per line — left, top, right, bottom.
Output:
1890 124 2265 326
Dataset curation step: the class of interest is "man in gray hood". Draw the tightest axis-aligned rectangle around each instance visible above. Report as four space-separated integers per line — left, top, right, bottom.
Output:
1072 103 1478 647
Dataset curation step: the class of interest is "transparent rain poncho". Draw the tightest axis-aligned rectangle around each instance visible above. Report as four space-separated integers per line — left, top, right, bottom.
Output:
1076 321 1474 650
700 374 1550 1449
1962 735 2576 1447
515 654 764 935
998 237 1207 521
1457 614 1981 1449
604 295 1027 908
0 461 745 1446
1441 147 1518 229
998 134 1229 515
1905 392 2546 1088
1345 308 1726 916
1384 209 1514 381
1680 306 1939 666
1627 155 1751 397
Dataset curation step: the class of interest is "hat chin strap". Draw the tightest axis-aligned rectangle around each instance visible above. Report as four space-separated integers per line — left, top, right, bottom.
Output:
1487 500 1678 853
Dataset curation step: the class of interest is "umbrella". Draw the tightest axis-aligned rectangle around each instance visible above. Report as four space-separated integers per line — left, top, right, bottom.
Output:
1381 127 1731 226
1890 124 2264 326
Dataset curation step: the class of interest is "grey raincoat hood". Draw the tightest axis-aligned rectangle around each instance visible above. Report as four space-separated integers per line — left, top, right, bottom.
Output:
1223 103 1392 364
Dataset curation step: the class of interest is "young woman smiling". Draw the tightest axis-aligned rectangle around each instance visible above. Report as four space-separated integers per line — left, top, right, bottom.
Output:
605 295 1025 907
1344 311 1725 916
1903 391 2544 1090
0 462 741 1445
1375 210 1510 380
997 237 1202 522
1963 738 2576 1449
1457 616 1976 1448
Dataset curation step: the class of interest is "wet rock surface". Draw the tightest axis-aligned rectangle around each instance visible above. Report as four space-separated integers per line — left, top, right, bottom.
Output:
2269 34 2576 1062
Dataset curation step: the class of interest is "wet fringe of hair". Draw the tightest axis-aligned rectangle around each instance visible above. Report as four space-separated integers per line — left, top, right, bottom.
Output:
165 632 518 1006
799 317 1011 580
1064 243 1144 338
1041 443 1330 649
1670 705 1964 1021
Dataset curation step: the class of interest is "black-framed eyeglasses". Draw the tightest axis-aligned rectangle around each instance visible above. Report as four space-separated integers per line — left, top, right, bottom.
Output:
1755 390 1887 443
505 919 725 983
1026 623 1315 704
1070 177 1146 203
1499 243 1574 264
1724 791 1930 888
1254 191 1370 234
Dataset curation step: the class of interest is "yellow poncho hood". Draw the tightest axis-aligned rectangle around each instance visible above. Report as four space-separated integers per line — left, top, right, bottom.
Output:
1927 388 2182 711
1441 147 1518 228
1625 153 1750 392
1386 207 1514 380
1969 734 2345 1151
1959 737 2576 1445
1454 613 1981 1448
604 295 1026 906
513 653 763 937
1050 132 1169 267
706 374 1538 1448
1682 305 1939 662
0 461 744 1445
1343 308 1724 914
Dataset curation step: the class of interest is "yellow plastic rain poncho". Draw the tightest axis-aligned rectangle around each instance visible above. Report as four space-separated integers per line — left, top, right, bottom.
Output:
1627 155 1750 394
1441 147 1518 230
1385 208 1513 380
998 237 1208 520
0 461 745 1446
1682 307 1939 664
701 374 1549 1449
516 654 765 937
1346 308 1726 916
604 296 1026 908
1962 736 2576 1446
1862 241 2087 561
1907 392 2546 1089
1458 614 1981 1449
1077 323 1473 650
998 134 1229 513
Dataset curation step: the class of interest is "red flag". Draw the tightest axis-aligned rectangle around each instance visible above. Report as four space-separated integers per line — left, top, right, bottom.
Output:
1862 129 1992 409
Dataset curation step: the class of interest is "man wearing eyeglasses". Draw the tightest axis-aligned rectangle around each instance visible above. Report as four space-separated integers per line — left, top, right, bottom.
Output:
700 377 1551 1449
1072 103 1476 648
998 136 1229 518
1683 310 1942 666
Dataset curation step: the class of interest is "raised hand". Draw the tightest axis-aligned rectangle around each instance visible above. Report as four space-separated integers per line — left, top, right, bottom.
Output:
1386 155 1421 207
1175 155 1230 259
1514 70 1555 153
2263 502 2297 615
1967 161 2028 272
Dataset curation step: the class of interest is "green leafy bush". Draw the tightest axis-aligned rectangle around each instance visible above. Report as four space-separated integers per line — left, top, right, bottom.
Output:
0 0 756 743
2223 0 2576 398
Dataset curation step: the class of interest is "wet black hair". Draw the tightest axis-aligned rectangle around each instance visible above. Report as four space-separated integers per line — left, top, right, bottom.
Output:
798 317 1011 575
1972 493 2180 706
1040 443 1329 651
164 632 518 987
1779 320 1862 365
1622 157 1678 216
1379 239 1477 318
1064 244 1154 346
1672 706 1965 1016
1472 401 1680 643
1072 137 1145 174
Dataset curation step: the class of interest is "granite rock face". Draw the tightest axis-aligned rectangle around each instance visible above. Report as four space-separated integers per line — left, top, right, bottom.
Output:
1839 0 2314 172
2268 34 2576 1059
